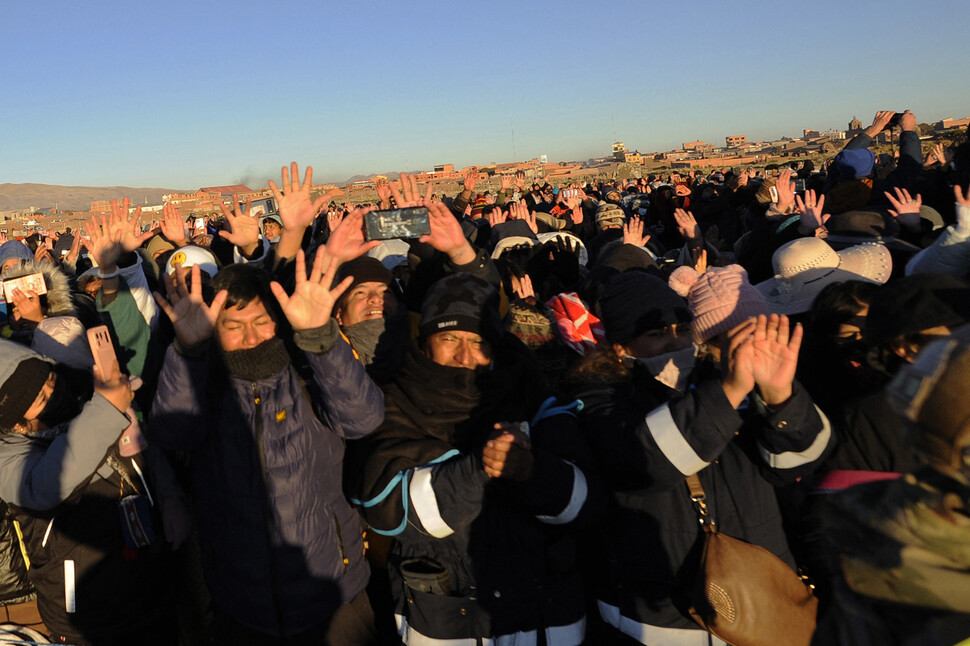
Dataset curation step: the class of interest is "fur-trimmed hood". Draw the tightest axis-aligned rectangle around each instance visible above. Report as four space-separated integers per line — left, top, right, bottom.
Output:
1 260 76 317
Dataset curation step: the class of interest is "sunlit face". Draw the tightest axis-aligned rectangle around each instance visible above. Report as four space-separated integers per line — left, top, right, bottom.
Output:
615 322 693 359
83 277 102 301
336 281 393 327
262 220 282 240
1 259 21 273
425 330 492 369
215 298 277 352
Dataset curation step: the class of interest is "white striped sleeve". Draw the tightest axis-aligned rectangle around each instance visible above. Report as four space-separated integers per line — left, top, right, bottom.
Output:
758 405 832 469
409 465 455 538
646 403 710 476
536 462 588 525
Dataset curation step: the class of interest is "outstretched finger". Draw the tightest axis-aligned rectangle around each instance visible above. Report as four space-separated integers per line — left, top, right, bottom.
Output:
302 165 314 192
787 320 803 353
328 275 354 303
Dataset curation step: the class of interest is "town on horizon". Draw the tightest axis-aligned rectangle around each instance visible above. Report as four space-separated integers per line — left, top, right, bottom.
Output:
2 114 967 238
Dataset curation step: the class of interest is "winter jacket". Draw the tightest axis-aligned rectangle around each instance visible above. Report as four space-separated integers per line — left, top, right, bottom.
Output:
349 339 601 645
568 362 831 642
149 321 384 637
0 343 173 643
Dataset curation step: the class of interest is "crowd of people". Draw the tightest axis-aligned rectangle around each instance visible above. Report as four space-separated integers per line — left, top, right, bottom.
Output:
0 108 968 645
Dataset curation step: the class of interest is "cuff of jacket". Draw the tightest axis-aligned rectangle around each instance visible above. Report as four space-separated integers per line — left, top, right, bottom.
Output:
293 318 340 354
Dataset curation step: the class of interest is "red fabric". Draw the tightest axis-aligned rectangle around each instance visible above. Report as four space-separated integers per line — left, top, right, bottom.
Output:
545 292 606 356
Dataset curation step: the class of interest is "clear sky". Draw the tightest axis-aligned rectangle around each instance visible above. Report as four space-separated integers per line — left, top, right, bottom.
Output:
3 0 968 190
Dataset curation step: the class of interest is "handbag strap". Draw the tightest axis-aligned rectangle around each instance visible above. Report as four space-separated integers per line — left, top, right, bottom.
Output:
685 474 716 532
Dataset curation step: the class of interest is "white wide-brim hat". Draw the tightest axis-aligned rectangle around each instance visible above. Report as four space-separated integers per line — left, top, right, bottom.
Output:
755 238 891 315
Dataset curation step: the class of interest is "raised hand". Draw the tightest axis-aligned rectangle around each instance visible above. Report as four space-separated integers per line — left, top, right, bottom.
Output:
110 198 151 253
795 189 829 234
218 196 261 255
270 247 353 330
463 169 478 194
268 162 329 232
748 314 802 406
325 205 380 264
10 288 44 326
673 208 700 241
65 229 84 265
885 187 922 230
720 318 758 408
925 142 948 169
774 168 795 214
152 265 228 349
500 174 512 191
85 213 123 272
513 170 526 190
865 110 896 136
419 200 476 264
390 173 423 208
375 177 392 209
327 209 342 233
510 273 535 302
623 216 650 247
160 202 187 245
487 207 507 228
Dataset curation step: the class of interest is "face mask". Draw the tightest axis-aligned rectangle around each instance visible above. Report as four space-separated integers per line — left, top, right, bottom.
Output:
36 376 82 429
635 346 697 392
836 338 869 366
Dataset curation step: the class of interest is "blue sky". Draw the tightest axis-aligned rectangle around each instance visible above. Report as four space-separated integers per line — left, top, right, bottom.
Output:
3 0 968 189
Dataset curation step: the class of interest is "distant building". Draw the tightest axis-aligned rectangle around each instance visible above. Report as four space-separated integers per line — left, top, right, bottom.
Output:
682 140 713 151
848 116 864 138
612 141 628 161
937 117 970 131
433 164 454 174
725 135 747 148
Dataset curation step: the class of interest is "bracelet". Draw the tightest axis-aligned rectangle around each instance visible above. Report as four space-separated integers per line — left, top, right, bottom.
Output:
98 269 120 279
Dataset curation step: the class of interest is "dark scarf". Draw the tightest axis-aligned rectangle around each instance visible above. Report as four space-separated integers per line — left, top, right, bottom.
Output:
217 337 290 382
349 335 550 512
342 313 409 383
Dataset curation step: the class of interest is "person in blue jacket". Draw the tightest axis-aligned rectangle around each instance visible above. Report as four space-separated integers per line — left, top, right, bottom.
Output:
150 249 384 646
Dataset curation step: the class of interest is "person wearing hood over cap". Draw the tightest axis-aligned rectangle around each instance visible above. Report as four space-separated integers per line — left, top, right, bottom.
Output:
813 324 970 645
348 272 602 646
564 268 831 645
0 340 187 645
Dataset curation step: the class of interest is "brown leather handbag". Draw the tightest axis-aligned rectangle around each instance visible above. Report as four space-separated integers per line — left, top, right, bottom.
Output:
685 474 818 646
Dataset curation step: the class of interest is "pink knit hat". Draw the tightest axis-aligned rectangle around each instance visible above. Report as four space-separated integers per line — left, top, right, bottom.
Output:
669 264 770 343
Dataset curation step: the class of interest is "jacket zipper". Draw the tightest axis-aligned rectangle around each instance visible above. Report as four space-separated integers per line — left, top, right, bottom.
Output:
253 382 288 636
333 513 349 573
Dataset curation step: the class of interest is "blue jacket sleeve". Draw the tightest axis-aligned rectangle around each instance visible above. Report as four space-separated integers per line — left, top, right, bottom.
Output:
148 343 213 452
293 320 384 439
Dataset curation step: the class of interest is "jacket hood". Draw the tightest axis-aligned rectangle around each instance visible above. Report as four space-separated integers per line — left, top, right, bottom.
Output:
1 260 76 317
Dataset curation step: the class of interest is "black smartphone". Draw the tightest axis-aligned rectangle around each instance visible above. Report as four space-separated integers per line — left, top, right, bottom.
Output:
364 207 431 241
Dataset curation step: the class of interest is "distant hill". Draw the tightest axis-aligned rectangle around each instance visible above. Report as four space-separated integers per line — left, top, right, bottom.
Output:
0 183 188 212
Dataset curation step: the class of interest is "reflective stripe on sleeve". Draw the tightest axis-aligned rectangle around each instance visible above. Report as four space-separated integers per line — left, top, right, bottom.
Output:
646 403 709 476
537 463 588 525
409 465 455 538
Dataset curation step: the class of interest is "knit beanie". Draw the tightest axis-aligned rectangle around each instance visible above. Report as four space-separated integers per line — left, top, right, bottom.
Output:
0 241 32 269
335 256 393 292
598 270 691 345
669 264 769 343
0 341 53 432
471 195 488 218
419 274 501 342
595 202 625 229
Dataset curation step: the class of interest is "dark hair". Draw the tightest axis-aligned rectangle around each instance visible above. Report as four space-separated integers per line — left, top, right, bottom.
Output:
209 264 286 331
807 280 878 343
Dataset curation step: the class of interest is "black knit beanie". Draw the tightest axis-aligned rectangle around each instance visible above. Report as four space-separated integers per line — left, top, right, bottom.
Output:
598 270 692 345
0 358 53 431
419 274 501 342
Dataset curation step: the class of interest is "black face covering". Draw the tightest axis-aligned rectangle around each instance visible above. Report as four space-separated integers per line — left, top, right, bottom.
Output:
36 375 83 429
836 338 869 365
